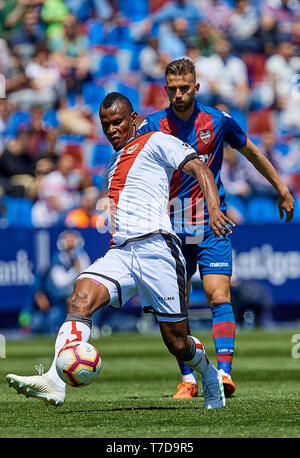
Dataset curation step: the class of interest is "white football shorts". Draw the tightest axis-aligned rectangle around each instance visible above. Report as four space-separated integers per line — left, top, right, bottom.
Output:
77 232 187 322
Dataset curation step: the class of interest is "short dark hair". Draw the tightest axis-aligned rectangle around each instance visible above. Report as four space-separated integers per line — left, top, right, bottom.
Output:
100 92 133 113
165 58 196 81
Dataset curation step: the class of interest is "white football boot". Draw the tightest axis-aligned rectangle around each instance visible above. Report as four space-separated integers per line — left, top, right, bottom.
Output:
7 365 65 407
201 364 226 409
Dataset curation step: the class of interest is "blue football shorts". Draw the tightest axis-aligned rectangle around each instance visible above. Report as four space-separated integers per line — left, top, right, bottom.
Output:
178 228 232 280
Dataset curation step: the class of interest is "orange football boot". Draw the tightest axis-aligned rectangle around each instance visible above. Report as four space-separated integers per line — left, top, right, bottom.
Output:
221 374 236 398
172 382 198 399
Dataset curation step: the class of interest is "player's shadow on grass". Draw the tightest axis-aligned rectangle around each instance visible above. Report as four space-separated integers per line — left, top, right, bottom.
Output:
58 405 199 414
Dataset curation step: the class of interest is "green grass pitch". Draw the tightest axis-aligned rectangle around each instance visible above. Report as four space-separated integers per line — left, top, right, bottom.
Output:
1 328 300 438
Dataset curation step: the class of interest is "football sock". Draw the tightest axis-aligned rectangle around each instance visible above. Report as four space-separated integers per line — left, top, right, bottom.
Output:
46 314 92 389
211 302 235 375
183 335 211 378
176 321 197 384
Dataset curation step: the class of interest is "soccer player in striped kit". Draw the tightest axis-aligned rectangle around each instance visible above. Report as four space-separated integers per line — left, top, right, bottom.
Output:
7 92 235 409
138 58 294 399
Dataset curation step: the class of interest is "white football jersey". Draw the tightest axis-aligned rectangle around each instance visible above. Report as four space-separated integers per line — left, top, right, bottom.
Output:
107 131 198 246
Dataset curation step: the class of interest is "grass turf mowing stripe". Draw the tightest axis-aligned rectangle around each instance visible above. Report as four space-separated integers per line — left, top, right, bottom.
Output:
1 329 299 438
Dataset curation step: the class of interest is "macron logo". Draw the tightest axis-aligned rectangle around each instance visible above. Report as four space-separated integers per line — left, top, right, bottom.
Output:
210 262 229 268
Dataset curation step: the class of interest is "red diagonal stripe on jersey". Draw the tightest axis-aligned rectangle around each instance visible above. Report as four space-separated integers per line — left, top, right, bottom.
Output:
109 132 155 237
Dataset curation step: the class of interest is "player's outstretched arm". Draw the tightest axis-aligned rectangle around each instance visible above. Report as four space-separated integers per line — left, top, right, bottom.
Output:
238 138 295 223
182 158 235 238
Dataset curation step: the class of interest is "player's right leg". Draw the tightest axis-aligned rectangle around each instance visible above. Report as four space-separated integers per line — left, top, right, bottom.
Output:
7 278 109 407
7 250 136 407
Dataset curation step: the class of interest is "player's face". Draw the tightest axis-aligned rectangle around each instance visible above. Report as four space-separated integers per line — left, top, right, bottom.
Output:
100 101 138 151
165 73 199 113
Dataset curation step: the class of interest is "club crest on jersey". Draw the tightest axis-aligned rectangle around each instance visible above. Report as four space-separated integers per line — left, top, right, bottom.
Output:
199 130 211 144
126 144 139 154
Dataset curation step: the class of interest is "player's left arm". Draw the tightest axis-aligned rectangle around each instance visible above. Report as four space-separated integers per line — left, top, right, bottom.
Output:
238 137 295 223
182 158 235 238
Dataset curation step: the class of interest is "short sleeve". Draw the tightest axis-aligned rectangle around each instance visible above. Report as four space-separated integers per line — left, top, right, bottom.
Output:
222 111 247 149
151 132 198 170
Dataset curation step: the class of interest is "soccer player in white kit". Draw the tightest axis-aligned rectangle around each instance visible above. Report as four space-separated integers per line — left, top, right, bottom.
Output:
7 93 234 409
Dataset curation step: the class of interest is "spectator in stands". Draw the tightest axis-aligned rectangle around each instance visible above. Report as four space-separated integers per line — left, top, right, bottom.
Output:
151 0 203 35
7 45 63 112
158 17 189 61
228 0 260 53
255 10 280 56
31 153 81 227
0 0 25 41
4 52 30 110
199 0 233 32
265 38 300 130
49 13 89 100
207 36 249 110
243 130 293 196
190 20 219 57
221 145 251 199
186 41 218 106
0 37 11 72
41 0 69 40
139 36 169 82
0 127 35 197
0 100 14 152
64 186 104 228
22 229 90 334
262 0 300 36
24 44 64 111
1 0 300 229
9 7 46 61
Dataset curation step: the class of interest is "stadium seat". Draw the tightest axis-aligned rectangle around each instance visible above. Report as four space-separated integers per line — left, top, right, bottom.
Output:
106 24 133 50
62 143 84 168
91 143 113 167
140 82 169 110
82 82 106 113
87 20 104 48
43 110 59 129
248 109 274 135
118 0 149 21
92 54 119 79
117 82 140 111
246 197 277 224
92 174 106 191
226 195 247 222
243 53 266 86
66 91 77 108
6 112 31 137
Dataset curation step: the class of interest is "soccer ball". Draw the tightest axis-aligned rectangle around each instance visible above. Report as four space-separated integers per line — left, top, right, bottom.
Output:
56 341 102 387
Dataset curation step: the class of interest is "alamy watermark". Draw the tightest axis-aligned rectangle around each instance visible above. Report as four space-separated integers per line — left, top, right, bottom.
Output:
291 334 300 359
95 195 205 244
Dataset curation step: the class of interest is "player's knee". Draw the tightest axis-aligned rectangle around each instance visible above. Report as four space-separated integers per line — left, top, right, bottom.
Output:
208 289 230 307
67 279 95 316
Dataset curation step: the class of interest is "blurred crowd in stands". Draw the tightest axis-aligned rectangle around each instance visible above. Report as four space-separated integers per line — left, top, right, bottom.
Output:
1 0 300 228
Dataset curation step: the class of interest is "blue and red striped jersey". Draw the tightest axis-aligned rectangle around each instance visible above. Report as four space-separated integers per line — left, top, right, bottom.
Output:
138 102 247 236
